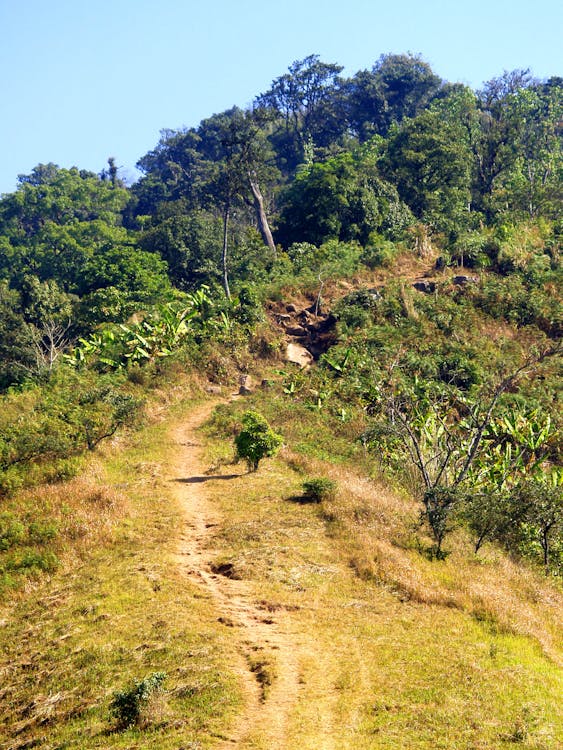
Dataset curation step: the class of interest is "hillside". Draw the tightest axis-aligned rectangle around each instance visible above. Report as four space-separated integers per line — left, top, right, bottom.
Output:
0 51 561 749
0 367 561 748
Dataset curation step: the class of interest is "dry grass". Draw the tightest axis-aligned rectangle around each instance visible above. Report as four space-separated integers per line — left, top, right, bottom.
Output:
308 458 563 667
1 383 561 749
0 383 244 749
199 397 562 748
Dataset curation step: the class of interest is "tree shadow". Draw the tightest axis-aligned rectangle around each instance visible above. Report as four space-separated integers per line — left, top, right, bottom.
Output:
285 494 320 505
173 474 241 484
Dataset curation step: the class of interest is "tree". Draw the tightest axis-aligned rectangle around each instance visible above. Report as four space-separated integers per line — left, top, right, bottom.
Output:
19 276 76 376
463 410 561 570
134 108 280 299
495 82 563 219
278 147 412 248
342 68 388 141
234 411 282 472
197 107 279 297
370 54 443 132
138 211 223 291
373 344 561 556
471 69 536 219
256 55 345 169
0 168 171 328
508 476 562 572
133 129 208 215
0 283 35 391
380 103 473 234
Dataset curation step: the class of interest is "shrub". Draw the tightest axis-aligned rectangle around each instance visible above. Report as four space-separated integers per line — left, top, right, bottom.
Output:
234 283 264 326
0 514 25 551
302 477 337 502
361 234 398 269
5 549 59 573
334 289 379 330
234 411 283 472
28 520 58 544
109 671 167 729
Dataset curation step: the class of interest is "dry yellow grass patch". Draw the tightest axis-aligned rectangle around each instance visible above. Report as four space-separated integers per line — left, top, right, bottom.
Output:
297 454 563 669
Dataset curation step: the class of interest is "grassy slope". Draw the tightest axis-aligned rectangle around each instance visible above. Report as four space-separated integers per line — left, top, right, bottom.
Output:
203 392 562 749
0 386 243 749
0 375 561 748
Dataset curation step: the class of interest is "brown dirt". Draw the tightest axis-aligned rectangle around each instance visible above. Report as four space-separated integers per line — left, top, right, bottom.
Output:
170 400 302 749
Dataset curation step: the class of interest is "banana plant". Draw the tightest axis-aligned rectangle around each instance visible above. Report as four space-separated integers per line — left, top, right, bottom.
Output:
323 347 352 375
63 287 215 371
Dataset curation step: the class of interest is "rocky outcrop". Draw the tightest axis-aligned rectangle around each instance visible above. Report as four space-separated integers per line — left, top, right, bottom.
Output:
413 280 436 293
269 301 338 366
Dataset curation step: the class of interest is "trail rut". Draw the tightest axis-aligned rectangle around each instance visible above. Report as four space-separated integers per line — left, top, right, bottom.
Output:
170 401 302 749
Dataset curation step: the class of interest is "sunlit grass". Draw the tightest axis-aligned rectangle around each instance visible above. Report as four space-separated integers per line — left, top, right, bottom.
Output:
201 395 563 749
0 384 243 749
1 381 561 749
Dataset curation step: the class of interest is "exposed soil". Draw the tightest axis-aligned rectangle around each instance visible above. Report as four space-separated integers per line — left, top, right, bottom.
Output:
170 401 302 749
266 257 476 365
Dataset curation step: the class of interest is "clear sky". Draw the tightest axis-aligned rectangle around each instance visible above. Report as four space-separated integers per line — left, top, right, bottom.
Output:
1 0 561 194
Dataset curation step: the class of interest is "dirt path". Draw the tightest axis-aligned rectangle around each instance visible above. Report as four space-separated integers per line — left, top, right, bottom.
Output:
170 400 302 749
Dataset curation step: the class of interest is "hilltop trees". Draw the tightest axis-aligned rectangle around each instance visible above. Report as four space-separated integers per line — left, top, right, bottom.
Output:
364 53 443 133
133 107 279 297
130 54 561 292
0 166 170 317
256 54 346 169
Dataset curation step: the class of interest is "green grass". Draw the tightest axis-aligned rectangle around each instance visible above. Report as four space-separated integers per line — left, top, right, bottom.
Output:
0 389 243 749
0 383 561 749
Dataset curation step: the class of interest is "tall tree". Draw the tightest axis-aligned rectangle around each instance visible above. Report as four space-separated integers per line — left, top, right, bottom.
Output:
133 129 208 217
496 81 563 219
471 69 535 219
342 68 388 141
198 107 278 256
371 54 443 131
380 101 472 234
134 108 280 297
256 55 345 168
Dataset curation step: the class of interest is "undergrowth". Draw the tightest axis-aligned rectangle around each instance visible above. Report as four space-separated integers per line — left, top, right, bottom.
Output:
0 378 242 749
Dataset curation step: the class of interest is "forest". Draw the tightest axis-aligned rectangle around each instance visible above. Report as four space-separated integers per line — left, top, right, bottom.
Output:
0 52 561 749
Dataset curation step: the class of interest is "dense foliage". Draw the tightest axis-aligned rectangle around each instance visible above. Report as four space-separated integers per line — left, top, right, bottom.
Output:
0 52 560 577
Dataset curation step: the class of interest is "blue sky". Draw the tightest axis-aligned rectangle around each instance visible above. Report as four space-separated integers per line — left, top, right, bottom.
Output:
1 0 562 194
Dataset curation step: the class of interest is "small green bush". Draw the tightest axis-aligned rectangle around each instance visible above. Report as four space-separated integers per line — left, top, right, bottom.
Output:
109 671 167 729
28 520 59 544
0 514 25 551
5 549 59 573
234 411 283 472
302 477 337 502
361 235 398 269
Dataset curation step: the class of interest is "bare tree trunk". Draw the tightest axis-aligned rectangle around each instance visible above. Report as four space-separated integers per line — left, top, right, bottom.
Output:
30 320 72 375
222 204 231 300
314 272 325 316
248 175 276 257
